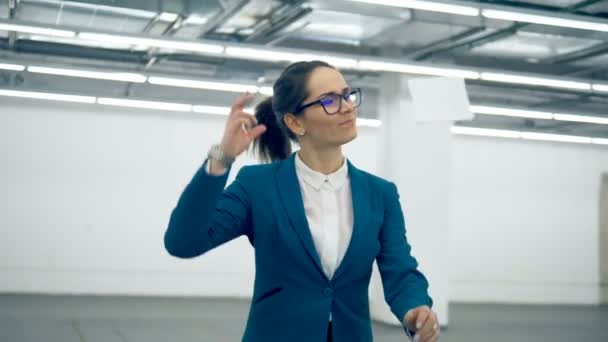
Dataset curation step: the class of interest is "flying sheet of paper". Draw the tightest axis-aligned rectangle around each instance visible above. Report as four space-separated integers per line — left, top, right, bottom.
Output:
407 77 474 122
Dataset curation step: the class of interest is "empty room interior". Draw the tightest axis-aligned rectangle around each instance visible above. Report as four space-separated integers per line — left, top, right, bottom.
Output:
1 0 608 341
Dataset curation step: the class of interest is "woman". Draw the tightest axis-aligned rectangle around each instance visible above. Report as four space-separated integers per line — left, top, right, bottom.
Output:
164 61 440 342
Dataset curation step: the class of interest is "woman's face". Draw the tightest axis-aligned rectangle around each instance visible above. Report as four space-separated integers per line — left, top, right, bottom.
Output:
291 67 358 148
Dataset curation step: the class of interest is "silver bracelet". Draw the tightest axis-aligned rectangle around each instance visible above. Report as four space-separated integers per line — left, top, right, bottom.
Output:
207 144 235 168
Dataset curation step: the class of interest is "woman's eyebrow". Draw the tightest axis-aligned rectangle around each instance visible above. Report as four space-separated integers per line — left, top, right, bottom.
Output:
316 86 351 99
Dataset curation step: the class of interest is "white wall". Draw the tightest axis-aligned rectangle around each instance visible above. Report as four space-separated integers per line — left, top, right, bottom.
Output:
0 98 378 298
449 135 608 304
1 98 607 305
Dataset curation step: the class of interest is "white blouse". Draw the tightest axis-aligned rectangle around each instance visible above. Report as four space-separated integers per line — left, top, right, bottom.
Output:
294 152 354 281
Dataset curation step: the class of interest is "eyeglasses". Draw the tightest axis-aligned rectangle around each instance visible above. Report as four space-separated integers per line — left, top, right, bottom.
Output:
295 88 362 115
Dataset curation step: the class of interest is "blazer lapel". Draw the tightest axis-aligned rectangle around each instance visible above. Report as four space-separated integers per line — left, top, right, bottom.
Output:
275 153 326 278
332 160 370 281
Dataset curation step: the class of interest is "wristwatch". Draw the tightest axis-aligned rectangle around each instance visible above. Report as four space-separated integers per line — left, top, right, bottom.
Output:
207 144 235 168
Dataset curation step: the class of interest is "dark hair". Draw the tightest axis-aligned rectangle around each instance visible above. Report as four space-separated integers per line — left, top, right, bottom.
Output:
253 60 335 163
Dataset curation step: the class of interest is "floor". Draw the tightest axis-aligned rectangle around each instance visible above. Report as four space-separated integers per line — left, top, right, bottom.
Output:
1 295 607 341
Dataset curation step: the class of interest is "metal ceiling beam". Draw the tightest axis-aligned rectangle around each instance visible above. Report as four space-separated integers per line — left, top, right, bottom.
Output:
8 0 17 49
124 14 187 96
542 41 608 64
465 78 608 99
8 0 16 17
197 0 250 38
245 3 312 44
407 27 486 60
264 20 310 47
565 65 608 77
412 0 606 61
9 39 147 63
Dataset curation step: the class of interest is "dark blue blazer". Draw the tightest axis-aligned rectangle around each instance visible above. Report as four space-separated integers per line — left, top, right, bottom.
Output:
164 152 432 341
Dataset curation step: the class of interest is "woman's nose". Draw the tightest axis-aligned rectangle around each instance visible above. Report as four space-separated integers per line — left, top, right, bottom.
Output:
340 99 355 113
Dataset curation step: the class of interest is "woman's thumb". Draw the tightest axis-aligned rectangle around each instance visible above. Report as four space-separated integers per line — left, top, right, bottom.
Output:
404 308 417 328
247 124 266 141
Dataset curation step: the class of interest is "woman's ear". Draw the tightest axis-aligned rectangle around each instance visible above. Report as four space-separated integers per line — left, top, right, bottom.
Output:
283 113 304 136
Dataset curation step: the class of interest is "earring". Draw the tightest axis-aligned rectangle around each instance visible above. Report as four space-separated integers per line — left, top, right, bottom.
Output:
299 131 305 136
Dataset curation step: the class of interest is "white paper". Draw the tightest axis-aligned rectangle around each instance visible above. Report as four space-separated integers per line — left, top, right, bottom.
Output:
407 77 474 122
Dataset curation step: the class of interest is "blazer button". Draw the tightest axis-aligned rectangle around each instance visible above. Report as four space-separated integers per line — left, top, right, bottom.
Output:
323 288 333 297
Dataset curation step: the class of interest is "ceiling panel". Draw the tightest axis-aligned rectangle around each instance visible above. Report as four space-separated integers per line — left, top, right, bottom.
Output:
581 1 608 14
369 20 474 50
213 0 281 35
79 10 150 33
470 31 602 60
569 51 608 67
494 0 608 15
16 0 153 33
16 2 59 25
289 9 404 43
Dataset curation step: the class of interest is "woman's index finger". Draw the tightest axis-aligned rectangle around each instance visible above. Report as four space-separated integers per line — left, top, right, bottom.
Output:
231 92 255 115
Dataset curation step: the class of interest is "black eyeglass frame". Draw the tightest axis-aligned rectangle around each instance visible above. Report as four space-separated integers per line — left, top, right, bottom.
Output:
294 88 362 115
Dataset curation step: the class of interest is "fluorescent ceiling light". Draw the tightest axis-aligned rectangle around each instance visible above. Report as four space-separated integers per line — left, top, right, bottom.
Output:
482 9 608 33
224 47 298 62
148 76 258 92
451 126 521 138
347 0 479 16
480 72 591 91
184 15 209 25
592 138 608 145
258 86 274 96
342 0 608 33
0 88 604 143
0 89 96 103
471 104 608 124
224 47 358 68
0 63 25 71
304 54 358 69
192 105 231 115
470 105 553 120
27 34 137 50
27 66 147 83
553 113 608 125
358 60 480 79
78 32 224 54
0 23 76 37
225 46 357 68
593 84 608 92
520 132 592 144
452 126 603 145
97 97 192 112
356 118 382 127
158 12 179 22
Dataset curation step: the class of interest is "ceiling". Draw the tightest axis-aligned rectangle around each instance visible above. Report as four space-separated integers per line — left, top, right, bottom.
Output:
1 0 607 139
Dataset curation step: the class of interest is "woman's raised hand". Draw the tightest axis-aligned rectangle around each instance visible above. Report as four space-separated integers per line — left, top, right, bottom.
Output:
219 92 267 159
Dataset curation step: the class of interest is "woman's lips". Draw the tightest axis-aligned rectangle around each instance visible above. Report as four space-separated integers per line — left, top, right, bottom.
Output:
339 119 355 127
